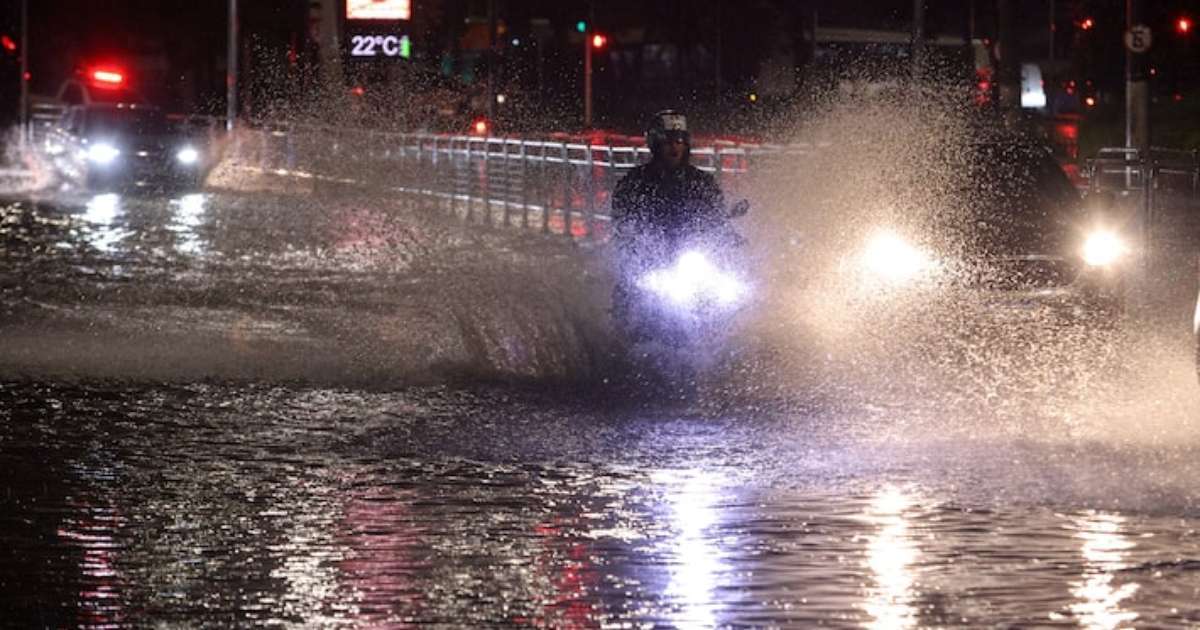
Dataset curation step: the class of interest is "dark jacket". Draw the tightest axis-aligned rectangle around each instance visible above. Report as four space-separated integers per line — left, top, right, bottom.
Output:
611 161 727 249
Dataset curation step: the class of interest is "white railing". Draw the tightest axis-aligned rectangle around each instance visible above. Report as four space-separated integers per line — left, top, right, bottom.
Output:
225 122 812 242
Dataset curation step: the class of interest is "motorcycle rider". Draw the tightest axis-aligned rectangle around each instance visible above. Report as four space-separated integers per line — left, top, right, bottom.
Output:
610 110 739 340
611 110 729 250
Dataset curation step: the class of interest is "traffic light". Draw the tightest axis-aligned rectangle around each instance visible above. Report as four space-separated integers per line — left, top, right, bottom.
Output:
1177 16 1193 35
1080 17 1095 30
576 21 587 33
591 33 607 49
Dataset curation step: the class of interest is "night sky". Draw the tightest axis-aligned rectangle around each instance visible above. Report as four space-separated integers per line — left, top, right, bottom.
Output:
1 1 1198 128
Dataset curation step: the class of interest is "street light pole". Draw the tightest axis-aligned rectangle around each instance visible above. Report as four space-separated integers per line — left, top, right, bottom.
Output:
487 0 496 124
1126 0 1149 153
584 29 593 128
19 0 28 147
226 0 238 132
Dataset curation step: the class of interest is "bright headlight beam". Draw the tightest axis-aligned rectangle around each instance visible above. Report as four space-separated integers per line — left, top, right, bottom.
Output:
861 231 933 282
1082 230 1127 267
639 250 747 308
176 146 200 165
87 143 121 165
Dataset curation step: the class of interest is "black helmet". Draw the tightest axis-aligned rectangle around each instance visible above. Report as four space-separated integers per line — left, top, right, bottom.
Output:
645 109 691 156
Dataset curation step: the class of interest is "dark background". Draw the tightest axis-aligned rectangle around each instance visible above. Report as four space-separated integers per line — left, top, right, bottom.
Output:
1 1 1198 141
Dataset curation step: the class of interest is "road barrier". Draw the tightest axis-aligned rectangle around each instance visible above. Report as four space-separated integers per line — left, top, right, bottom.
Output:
1086 147 1200 272
223 123 816 242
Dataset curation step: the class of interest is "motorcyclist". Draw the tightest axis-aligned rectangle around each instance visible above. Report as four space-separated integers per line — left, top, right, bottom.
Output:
611 110 729 253
610 110 741 341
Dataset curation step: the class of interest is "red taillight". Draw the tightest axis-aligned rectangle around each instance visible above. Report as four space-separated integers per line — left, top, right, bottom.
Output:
1 35 16 53
91 69 125 87
351 85 366 97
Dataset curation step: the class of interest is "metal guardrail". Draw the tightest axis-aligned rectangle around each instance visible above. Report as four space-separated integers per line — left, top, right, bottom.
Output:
227 123 809 242
1086 146 1200 272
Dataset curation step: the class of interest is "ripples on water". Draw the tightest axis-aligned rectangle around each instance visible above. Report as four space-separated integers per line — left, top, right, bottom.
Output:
2 177 1200 625
3 381 1200 627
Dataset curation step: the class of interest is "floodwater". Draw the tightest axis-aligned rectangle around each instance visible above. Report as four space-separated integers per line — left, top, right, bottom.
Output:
3 187 1200 627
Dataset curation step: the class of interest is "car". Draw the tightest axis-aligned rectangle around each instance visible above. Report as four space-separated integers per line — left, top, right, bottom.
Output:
42 102 211 191
781 134 1135 380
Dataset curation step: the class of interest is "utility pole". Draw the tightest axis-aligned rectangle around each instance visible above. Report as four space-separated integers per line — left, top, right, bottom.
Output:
1126 0 1150 153
226 0 238 132
995 0 1021 111
19 0 28 146
584 3 595 128
487 0 496 124
1049 0 1055 62
912 0 925 81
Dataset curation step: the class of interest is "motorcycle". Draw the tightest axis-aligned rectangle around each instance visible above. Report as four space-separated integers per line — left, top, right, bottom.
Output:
611 201 751 387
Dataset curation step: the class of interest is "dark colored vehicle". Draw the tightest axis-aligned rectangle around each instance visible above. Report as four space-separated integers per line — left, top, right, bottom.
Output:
794 138 1133 348
43 103 211 191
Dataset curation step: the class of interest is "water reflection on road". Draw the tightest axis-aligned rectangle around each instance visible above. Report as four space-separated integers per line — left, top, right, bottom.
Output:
3 188 1200 626
4 382 1200 627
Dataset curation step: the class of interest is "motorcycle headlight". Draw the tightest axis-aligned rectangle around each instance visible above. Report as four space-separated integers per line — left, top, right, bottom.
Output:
176 146 200 165
860 231 935 283
639 250 746 308
1082 230 1127 267
87 143 121 165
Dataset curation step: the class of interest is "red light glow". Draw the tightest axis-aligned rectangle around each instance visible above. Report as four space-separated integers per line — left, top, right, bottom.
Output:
472 118 489 135
91 69 125 86
351 86 366 96
1 35 16 52
1178 17 1193 34
591 34 607 48
1080 17 1095 30
1085 96 1097 107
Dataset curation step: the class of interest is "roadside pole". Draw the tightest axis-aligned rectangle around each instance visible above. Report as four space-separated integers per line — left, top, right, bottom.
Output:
584 3 595 129
1124 0 1152 281
995 0 1021 112
487 0 496 124
19 0 28 147
1125 0 1150 154
227 0 238 132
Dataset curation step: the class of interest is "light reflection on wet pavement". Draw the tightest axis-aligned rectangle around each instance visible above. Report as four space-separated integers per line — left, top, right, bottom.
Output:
3 381 1200 627
2 192 1200 626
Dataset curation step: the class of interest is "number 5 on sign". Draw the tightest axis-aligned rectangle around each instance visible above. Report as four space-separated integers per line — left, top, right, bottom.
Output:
1125 25 1153 53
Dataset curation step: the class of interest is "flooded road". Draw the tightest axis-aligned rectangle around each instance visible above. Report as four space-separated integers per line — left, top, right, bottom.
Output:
3 189 1200 627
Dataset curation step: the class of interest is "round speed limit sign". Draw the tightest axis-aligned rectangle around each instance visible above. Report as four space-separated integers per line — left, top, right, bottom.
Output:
1125 25 1153 53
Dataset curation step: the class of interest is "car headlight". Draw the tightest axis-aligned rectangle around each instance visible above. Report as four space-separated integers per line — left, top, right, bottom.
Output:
176 146 200 165
860 230 935 283
87 143 121 165
1082 230 1127 267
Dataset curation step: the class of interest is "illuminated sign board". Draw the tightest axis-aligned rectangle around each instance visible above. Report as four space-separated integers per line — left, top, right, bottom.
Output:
347 0 411 21
350 34 411 58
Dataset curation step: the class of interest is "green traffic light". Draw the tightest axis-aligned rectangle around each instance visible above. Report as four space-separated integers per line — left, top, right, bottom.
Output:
576 21 587 33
